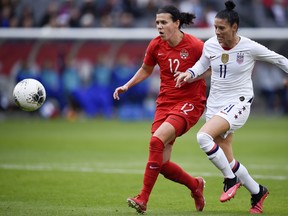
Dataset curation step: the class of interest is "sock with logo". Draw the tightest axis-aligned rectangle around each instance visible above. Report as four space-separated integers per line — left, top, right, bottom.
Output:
139 136 164 203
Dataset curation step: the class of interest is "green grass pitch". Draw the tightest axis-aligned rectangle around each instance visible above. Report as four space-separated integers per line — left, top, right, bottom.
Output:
0 115 287 215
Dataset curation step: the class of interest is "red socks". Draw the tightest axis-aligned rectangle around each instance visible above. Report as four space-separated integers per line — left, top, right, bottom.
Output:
161 161 199 192
139 136 199 203
140 136 164 202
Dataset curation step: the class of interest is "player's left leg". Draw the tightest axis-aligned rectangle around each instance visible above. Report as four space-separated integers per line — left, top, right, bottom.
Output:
230 159 269 214
127 135 165 214
211 98 255 202
216 134 269 214
127 121 176 214
160 115 205 211
197 116 240 202
161 160 205 211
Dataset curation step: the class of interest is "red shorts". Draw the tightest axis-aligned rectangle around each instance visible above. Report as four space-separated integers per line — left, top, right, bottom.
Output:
151 99 205 137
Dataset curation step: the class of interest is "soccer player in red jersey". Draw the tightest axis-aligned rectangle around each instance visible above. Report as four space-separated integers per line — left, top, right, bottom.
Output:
113 5 208 214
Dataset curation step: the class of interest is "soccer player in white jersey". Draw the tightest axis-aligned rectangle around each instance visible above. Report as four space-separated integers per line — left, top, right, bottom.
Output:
175 0 288 214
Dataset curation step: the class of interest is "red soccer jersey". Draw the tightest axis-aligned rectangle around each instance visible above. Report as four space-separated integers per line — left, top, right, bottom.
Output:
144 33 206 104
144 33 207 134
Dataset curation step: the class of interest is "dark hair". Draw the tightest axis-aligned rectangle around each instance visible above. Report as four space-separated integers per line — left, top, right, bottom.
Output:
157 5 196 29
215 1 239 27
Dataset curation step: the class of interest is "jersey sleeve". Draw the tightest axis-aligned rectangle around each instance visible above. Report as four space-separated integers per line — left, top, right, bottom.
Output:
251 40 288 73
188 42 210 77
143 39 157 67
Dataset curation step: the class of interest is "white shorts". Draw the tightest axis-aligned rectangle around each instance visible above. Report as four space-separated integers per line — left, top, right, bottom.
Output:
206 97 253 138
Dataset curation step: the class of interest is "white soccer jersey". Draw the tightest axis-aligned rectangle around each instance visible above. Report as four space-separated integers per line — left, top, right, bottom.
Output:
190 35 288 115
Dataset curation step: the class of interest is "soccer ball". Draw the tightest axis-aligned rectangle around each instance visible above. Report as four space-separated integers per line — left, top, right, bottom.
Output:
13 78 46 111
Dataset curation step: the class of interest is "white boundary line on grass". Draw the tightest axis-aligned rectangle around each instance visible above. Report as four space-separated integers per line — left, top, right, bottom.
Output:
0 163 287 181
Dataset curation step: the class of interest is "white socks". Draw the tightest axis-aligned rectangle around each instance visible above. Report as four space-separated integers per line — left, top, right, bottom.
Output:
197 132 235 179
197 131 260 195
230 159 260 194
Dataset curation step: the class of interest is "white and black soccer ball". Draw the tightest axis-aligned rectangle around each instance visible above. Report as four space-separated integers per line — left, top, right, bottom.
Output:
13 78 46 111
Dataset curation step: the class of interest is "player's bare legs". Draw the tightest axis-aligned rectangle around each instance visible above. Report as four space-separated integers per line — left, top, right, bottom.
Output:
197 115 240 202
216 134 269 213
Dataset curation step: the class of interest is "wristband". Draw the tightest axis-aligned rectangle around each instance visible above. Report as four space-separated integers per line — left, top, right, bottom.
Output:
187 69 196 79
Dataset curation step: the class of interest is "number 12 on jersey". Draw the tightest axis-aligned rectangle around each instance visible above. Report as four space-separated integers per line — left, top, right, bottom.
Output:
169 58 180 73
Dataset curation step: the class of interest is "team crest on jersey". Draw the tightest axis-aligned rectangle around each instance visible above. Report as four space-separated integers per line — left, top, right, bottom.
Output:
236 52 244 64
221 53 229 64
180 49 189 59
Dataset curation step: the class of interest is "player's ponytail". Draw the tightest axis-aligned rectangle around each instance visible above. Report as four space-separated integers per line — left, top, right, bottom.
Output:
157 5 196 29
180 12 196 28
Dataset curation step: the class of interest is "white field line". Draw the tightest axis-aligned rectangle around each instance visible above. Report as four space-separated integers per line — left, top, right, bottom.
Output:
0 163 287 181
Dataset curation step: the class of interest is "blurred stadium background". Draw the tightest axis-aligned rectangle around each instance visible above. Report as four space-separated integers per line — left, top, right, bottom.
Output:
0 0 287 120
0 1 288 215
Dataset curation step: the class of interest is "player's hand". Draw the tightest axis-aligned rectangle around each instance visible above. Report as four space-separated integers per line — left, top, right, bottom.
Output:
174 71 193 88
113 85 129 100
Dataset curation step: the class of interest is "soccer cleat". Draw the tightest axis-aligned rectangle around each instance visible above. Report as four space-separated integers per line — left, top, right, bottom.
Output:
220 176 241 202
127 195 147 214
250 185 269 214
191 177 206 211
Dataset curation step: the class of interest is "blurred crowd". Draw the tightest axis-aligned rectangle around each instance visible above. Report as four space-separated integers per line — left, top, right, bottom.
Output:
2 55 286 119
0 0 288 120
253 62 288 116
1 0 288 28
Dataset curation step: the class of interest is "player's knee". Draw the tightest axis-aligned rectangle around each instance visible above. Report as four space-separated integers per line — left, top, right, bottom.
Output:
149 136 165 152
197 132 214 153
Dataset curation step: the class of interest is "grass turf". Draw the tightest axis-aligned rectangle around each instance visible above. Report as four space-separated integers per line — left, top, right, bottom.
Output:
0 115 287 215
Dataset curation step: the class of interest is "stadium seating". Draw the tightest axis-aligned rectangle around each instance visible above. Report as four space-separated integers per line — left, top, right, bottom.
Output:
35 41 74 69
0 41 34 75
75 41 112 63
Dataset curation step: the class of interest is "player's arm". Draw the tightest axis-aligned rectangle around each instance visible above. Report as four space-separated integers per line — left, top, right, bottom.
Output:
190 67 211 82
113 63 154 100
252 41 288 73
174 68 211 88
174 48 211 88
175 43 211 87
